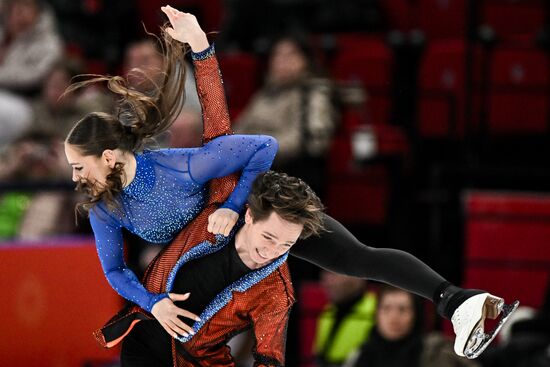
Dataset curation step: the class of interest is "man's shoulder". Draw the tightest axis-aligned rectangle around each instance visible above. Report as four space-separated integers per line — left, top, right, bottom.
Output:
257 262 295 303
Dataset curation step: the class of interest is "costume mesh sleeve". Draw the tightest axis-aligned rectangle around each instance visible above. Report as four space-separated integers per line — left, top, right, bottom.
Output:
89 208 168 312
187 134 277 212
190 44 277 212
192 44 232 142
249 302 289 367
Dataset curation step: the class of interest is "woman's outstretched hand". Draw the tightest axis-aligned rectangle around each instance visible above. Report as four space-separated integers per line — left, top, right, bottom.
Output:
151 292 201 338
208 208 239 237
161 5 209 52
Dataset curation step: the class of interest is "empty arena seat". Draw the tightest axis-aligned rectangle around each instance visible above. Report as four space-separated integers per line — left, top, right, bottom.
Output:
417 39 483 138
331 35 394 125
480 0 546 43
298 282 329 366
380 0 416 32
217 52 260 118
332 35 393 90
486 47 550 134
326 166 390 225
463 191 550 308
417 0 468 39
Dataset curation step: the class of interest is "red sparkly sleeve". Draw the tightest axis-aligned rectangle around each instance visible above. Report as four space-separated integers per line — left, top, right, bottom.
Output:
192 44 232 143
248 267 295 367
250 307 290 367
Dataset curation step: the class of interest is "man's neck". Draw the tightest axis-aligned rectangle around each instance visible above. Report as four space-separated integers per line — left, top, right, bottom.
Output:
234 226 262 270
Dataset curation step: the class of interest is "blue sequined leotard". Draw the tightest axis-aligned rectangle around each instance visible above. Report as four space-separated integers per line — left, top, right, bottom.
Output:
88 45 278 313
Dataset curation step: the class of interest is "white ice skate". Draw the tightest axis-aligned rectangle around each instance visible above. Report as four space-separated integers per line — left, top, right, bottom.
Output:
451 293 519 359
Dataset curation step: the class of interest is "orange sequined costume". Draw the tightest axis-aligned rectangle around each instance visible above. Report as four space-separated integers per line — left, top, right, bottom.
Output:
93 46 295 367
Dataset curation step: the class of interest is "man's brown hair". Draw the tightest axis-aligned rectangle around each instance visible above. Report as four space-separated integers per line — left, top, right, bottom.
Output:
248 171 325 238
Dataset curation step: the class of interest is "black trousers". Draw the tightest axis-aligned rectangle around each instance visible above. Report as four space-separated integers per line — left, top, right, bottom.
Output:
121 320 172 367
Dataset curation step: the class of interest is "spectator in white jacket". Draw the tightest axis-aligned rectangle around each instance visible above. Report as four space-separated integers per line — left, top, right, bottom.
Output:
0 0 63 149
0 0 63 94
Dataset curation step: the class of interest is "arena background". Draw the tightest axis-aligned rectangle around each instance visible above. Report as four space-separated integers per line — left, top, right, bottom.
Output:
0 1 549 366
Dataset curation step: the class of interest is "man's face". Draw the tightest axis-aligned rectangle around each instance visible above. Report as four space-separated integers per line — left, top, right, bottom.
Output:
240 209 303 268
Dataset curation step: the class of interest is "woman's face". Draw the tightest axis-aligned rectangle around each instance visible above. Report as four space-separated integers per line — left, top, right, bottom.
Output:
268 39 308 84
64 143 112 191
376 290 416 341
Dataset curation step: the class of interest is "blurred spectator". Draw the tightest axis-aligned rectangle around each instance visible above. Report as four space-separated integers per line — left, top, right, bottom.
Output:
0 130 79 240
345 286 480 367
235 35 338 197
123 38 202 148
124 38 166 91
30 59 113 138
0 0 63 94
0 0 62 150
0 89 32 149
314 271 376 367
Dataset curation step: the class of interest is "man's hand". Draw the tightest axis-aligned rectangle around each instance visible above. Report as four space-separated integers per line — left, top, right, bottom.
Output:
208 208 239 236
151 293 201 338
161 5 209 52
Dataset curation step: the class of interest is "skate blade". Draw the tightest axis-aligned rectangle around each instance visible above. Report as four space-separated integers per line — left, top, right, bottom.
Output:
464 299 520 359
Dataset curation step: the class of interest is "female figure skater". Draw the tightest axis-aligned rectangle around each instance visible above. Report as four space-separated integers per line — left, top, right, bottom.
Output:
64 8 278 339
72 5 517 363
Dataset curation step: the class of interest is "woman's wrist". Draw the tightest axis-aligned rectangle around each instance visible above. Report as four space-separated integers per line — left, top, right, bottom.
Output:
187 32 209 53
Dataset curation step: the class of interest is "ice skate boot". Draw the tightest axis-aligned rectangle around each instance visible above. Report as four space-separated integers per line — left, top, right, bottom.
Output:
451 293 520 359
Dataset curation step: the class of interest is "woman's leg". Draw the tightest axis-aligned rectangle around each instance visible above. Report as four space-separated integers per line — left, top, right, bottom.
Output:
290 214 519 358
290 213 448 305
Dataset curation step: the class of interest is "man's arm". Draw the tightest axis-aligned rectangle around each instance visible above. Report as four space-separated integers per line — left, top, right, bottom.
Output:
250 306 291 367
248 269 295 367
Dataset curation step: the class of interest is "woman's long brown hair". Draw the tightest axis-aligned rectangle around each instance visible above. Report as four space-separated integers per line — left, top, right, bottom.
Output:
66 26 188 214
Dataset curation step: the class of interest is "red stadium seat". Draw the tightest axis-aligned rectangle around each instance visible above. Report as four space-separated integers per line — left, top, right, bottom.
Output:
380 0 416 32
486 47 550 134
332 35 394 125
417 0 468 39
463 191 550 308
326 165 390 225
480 0 546 43
298 282 329 366
332 35 393 90
217 52 260 119
417 39 483 138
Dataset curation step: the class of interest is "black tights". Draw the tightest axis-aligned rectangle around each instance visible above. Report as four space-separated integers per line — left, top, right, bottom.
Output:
290 214 448 304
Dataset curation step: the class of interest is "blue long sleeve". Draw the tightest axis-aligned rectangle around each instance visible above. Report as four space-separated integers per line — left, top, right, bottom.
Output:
187 134 278 212
89 207 169 312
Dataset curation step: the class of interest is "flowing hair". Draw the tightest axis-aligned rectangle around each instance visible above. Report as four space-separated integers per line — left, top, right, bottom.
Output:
65 26 188 214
